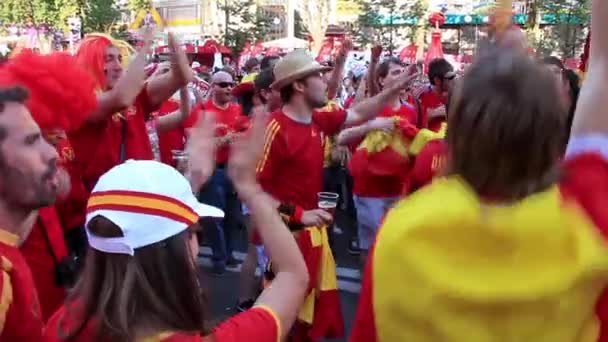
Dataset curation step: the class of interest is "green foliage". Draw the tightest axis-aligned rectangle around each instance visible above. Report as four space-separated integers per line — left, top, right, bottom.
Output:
79 0 121 33
294 10 308 40
354 0 426 51
128 0 150 12
537 0 591 57
219 0 259 55
0 0 120 34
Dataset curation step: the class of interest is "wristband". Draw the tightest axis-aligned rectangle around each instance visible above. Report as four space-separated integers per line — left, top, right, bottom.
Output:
292 205 304 224
278 202 305 226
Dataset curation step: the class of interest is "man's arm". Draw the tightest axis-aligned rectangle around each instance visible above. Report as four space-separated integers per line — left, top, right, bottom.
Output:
344 70 418 127
366 45 382 97
146 33 194 110
157 87 190 132
87 43 150 123
569 0 608 140
336 117 395 146
326 40 352 100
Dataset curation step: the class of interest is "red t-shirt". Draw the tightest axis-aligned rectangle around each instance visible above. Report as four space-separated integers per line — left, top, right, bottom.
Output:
409 139 447 192
418 87 445 129
184 100 248 165
68 88 157 192
350 104 418 198
0 230 45 341
21 207 69 321
45 305 279 342
349 140 608 342
257 109 347 210
53 135 88 230
155 99 185 167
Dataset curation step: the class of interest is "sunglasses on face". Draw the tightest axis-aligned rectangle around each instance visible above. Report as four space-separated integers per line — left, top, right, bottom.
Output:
215 82 235 88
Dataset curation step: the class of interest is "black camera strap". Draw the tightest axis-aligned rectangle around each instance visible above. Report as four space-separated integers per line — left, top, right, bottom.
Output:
36 216 60 265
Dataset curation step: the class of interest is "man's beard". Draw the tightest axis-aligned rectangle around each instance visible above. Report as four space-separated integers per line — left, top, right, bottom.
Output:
0 162 58 212
306 93 328 109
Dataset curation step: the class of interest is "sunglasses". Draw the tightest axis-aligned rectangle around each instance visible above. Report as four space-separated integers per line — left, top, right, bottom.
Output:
215 82 235 88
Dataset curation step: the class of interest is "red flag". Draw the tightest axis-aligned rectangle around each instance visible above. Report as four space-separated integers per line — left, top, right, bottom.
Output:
399 44 418 64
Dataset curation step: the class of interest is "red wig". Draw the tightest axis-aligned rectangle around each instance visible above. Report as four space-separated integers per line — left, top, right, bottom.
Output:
0 50 97 132
75 34 134 91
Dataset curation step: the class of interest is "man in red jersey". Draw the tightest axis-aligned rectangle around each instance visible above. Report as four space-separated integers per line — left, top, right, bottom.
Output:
257 49 419 341
184 70 249 274
66 32 192 262
0 50 99 320
69 32 192 192
336 57 420 264
417 58 454 129
0 86 61 340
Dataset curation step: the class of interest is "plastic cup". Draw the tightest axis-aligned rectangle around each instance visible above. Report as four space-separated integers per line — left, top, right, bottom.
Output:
317 192 339 217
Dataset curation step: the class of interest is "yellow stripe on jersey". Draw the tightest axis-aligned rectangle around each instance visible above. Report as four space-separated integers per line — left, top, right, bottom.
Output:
256 120 281 173
0 264 14 334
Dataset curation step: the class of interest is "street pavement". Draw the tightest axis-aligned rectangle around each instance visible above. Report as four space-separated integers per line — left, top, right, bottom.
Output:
199 211 361 342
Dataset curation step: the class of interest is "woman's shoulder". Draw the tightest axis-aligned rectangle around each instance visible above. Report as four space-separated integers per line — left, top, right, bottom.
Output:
210 306 280 342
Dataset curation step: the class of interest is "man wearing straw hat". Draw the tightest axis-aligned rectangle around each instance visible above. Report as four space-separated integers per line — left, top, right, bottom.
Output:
255 49 419 341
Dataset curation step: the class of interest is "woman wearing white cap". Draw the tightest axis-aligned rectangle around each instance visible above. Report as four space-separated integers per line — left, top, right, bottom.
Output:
45 111 309 341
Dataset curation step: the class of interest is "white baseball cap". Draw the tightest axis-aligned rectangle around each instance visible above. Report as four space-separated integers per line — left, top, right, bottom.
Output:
85 160 224 256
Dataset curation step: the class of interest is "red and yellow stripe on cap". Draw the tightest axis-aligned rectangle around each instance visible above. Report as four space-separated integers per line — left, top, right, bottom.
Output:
87 190 198 226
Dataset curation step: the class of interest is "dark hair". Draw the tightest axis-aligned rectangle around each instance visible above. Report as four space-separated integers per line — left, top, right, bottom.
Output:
254 68 275 92
260 56 280 70
428 58 454 85
244 58 260 72
542 56 564 70
0 86 29 142
447 48 565 201
280 83 296 104
60 216 206 342
377 57 405 80
563 69 580 145
237 93 255 116
375 57 405 90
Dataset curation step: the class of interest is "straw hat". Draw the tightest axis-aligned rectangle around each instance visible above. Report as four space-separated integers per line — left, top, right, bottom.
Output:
271 49 332 90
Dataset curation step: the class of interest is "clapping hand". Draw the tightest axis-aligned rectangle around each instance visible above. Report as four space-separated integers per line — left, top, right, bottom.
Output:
228 107 268 196
185 111 216 191
168 32 194 84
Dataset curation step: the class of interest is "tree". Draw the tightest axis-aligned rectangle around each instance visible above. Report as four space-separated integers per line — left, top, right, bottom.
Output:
538 0 590 57
219 0 257 55
353 0 428 51
128 0 150 12
294 10 308 40
78 0 121 33
298 0 331 52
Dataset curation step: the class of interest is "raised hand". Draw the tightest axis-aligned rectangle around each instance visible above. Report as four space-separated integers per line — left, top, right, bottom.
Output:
340 39 354 56
185 111 216 191
371 44 383 63
228 107 268 195
168 32 194 84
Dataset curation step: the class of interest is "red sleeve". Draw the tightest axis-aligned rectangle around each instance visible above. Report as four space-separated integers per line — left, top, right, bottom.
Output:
212 307 280 342
349 243 378 342
410 140 447 192
256 119 284 186
136 86 159 119
313 109 347 136
559 152 608 342
183 104 203 129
